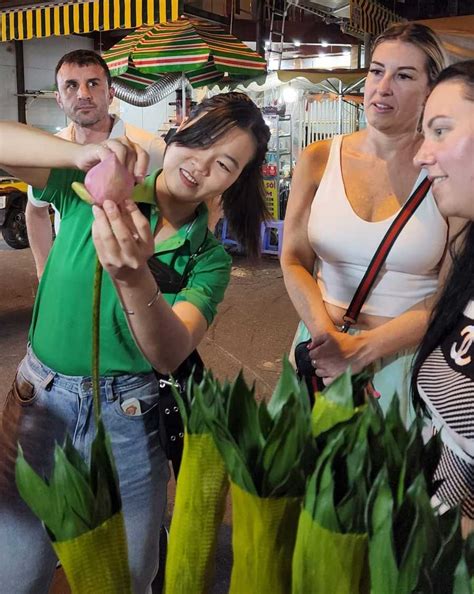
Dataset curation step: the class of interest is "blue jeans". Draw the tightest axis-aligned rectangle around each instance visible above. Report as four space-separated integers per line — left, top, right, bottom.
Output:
0 347 170 594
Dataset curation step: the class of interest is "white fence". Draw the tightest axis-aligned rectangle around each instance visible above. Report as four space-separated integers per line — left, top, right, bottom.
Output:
296 96 365 151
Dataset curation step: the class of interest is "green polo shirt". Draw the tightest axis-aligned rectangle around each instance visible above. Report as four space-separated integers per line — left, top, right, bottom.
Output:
30 168 231 376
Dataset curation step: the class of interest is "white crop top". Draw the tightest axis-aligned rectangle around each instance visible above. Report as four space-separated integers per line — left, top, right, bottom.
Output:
308 135 448 318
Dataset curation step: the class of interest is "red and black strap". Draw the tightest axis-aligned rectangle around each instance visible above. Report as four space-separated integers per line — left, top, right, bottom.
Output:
341 176 432 333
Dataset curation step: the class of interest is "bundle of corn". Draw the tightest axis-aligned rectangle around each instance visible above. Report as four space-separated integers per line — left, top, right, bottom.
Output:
15 155 138 593
164 372 229 594
294 371 473 594
367 399 473 594
16 424 131 593
292 373 381 594
197 358 316 594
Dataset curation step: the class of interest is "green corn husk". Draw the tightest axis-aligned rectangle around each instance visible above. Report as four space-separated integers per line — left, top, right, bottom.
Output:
292 508 369 594
15 261 132 593
294 374 462 594
229 482 300 594
15 420 132 593
164 373 229 594
291 399 380 594
52 512 131 594
195 358 316 594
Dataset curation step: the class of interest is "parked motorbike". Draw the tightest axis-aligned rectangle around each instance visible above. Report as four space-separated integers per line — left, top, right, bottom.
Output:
0 170 29 249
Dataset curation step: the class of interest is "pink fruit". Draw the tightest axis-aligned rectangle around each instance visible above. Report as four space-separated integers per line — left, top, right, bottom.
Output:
84 153 135 206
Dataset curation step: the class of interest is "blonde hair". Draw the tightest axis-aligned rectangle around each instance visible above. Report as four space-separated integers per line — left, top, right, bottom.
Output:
372 23 446 86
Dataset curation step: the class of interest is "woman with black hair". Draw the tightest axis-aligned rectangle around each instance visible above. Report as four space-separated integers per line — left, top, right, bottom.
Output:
413 60 474 536
0 92 270 593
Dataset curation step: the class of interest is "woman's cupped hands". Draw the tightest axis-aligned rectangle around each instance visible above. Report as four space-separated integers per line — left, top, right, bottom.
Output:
92 199 155 284
308 329 370 386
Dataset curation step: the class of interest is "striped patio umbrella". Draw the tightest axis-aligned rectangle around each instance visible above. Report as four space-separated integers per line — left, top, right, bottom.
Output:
115 66 162 90
103 17 266 89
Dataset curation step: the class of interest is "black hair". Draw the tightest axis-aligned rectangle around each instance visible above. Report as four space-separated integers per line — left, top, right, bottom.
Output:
411 61 474 409
435 59 474 101
168 92 271 257
55 49 112 88
411 224 474 411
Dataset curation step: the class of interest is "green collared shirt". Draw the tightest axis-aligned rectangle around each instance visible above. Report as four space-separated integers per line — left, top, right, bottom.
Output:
30 168 231 376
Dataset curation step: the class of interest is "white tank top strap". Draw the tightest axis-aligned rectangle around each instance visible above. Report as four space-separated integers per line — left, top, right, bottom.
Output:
313 135 345 211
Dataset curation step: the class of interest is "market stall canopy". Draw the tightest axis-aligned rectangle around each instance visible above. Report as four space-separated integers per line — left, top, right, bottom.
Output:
103 17 266 89
212 68 367 93
277 68 366 87
416 15 474 62
283 0 403 38
0 0 181 43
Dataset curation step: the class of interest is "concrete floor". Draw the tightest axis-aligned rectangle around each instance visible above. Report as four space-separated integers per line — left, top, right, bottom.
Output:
0 238 299 593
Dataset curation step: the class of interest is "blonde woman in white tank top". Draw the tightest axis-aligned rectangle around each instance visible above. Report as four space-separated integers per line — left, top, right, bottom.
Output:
281 23 464 423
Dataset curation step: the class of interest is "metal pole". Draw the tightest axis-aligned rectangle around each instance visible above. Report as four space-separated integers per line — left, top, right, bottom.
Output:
15 41 26 124
337 79 343 135
182 74 187 120
255 0 265 58
363 32 372 68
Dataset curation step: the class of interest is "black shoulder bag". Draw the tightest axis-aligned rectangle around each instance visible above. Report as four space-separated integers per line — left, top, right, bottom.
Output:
140 203 208 477
295 177 432 400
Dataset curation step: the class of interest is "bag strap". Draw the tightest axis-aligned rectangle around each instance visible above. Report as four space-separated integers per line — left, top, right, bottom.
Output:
341 176 432 333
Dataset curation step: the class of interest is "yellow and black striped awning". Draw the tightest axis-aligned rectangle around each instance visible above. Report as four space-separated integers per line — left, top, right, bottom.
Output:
0 0 181 42
349 0 403 37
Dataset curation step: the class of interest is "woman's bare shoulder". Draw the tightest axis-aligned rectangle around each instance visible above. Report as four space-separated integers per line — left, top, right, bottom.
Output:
303 138 332 162
298 138 333 184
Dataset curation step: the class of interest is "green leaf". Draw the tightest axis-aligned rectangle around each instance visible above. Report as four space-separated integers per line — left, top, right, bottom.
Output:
395 475 429 594
258 401 273 440
49 443 95 540
311 395 358 438
267 357 309 418
63 434 90 485
313 446 341 532
464 532 474 576
15 446 62 540
453 555 474 594
226 372 262 467
422 507 464 594
264 399 314 497
195 381 257 494
90 420 121 516
321 368 353 408
367 468 398 594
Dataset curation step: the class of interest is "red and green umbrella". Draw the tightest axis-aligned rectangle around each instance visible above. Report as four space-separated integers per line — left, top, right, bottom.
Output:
103 16 266 89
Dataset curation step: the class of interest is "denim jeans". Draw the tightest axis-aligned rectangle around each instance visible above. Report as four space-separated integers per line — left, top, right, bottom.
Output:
0 347 170 594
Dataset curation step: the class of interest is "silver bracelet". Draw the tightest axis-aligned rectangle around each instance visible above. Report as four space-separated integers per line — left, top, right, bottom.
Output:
147 286 162 308
120 286 161 316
